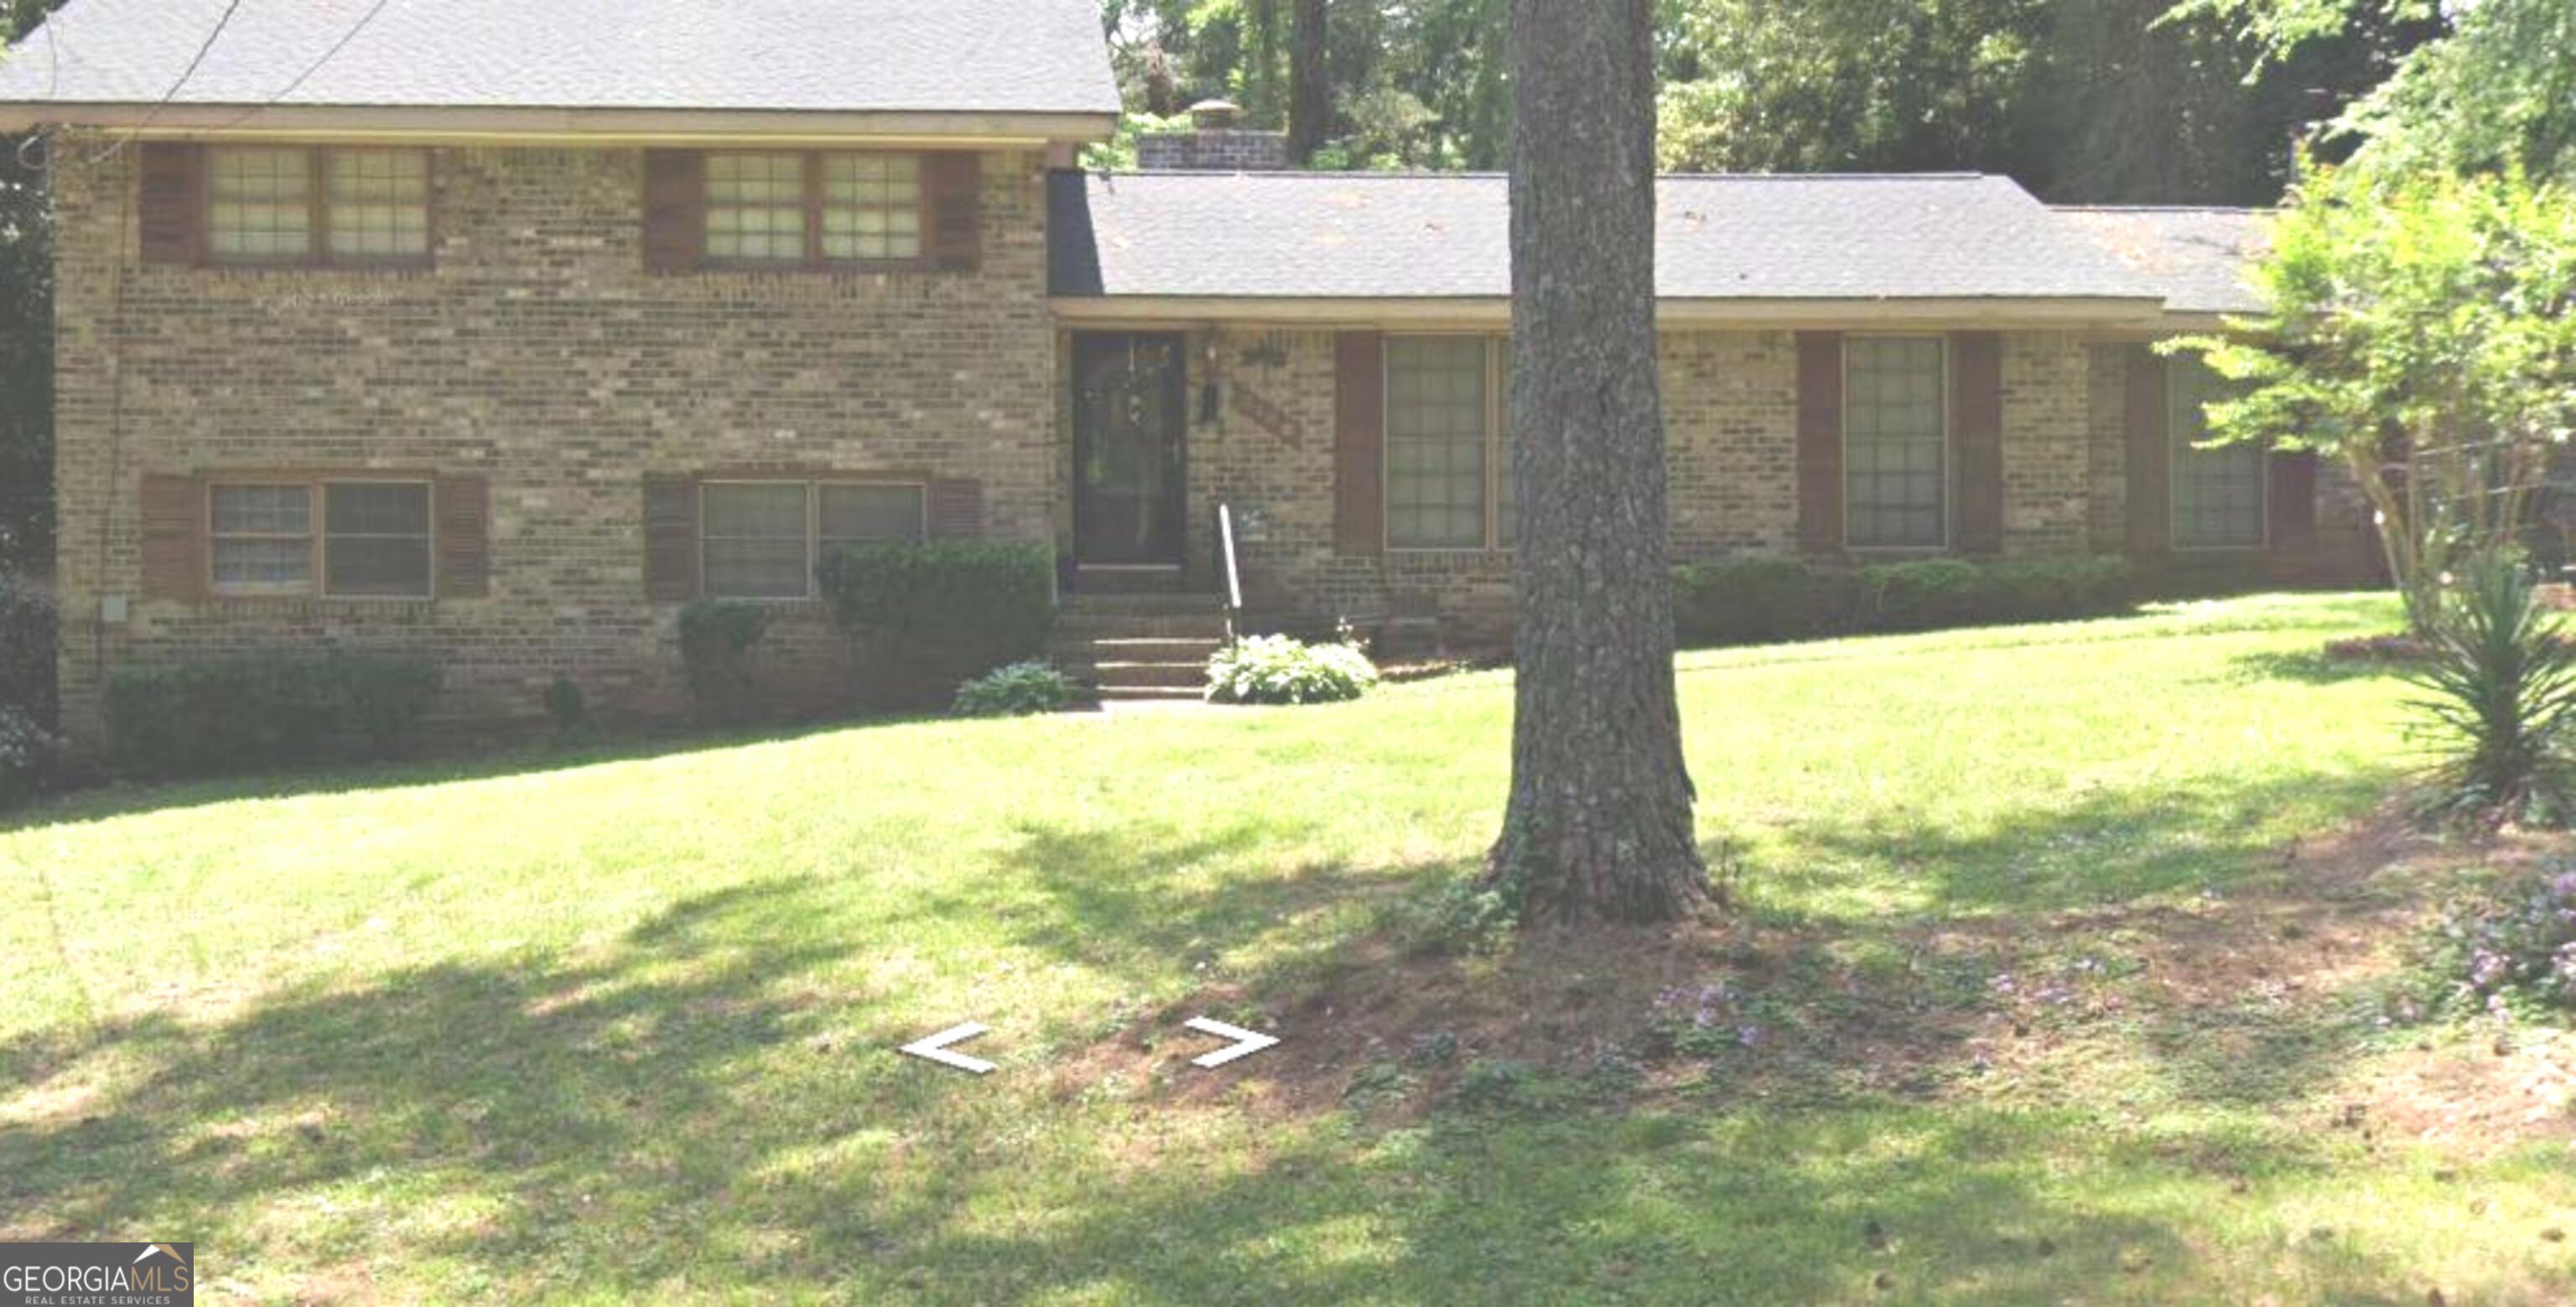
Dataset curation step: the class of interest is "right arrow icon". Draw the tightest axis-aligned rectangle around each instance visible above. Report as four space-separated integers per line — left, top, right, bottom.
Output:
1182 1016 1281 1069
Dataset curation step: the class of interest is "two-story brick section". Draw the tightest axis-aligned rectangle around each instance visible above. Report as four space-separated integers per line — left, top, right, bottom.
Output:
0 0 2376 743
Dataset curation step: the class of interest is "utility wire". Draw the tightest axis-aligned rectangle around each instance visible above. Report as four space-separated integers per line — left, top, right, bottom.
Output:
84 0 247 164
204 0 398 132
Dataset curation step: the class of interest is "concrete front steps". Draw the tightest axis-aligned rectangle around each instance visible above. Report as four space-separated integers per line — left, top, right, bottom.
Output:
1051 593 1228 703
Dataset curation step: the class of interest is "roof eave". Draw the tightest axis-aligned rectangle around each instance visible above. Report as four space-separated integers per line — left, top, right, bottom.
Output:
0 102 1121 146
1050 294 2179 330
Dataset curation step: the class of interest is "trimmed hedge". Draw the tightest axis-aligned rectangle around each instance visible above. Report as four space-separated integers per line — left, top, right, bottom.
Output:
105 654 439 780
1673 555 2137 647
1673 558 1863 646
818 542 1055 698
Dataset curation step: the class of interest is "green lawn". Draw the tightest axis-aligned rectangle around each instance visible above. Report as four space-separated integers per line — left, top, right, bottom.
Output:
6 592 2573 1304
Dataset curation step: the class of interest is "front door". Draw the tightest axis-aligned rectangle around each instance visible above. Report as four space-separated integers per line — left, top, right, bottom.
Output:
1072 333 1187 567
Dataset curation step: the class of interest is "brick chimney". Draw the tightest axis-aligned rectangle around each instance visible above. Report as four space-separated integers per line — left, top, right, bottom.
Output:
1136 98 1291 172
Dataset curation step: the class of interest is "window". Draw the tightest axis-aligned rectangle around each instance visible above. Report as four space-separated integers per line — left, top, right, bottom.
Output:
208 148 312 262
206 146 430 266
325 150 430 261
1844 336 1948 550
706 153 808 263
210 481 432 598
705 152 925 267
821 155 922 262
1386 336 1512 550
701 480 927 599
2169 357 2266 549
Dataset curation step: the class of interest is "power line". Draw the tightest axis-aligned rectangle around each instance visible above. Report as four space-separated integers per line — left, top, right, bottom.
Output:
84 0 247 164
205 0 398 132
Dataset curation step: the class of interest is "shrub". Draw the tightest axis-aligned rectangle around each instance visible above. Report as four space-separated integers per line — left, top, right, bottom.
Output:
1858 558 1994 631
0 704 55 809
678 600 772 726
2425 868 2576 1015
953 661 1074 718
544 676 589 736
818 542 1055 703
104 654 439 780
1975 556 2137 624
1673 558 1860 646
0 573 54 724
1206 635 1379 705
2404 551 2576 826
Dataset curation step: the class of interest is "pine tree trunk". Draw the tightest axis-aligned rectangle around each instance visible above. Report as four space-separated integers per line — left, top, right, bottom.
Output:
1288 0 1332 163
1486 0 1714 926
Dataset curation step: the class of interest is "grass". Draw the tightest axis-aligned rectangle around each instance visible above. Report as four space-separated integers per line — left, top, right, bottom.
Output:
4 591 2573 1303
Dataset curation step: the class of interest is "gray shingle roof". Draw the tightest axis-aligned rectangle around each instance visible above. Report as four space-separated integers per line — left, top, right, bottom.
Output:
0 0 1120 117
2054 207 2271 315
1052 171 2168 303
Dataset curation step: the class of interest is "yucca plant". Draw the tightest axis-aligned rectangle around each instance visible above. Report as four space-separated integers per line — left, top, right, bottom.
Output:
2406 550 2576 825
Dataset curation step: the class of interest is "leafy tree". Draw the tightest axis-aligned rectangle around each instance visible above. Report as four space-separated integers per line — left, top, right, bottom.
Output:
0 0 59 576
1489 0 1711 925
2170 167 2576 634
2174 0 2576 180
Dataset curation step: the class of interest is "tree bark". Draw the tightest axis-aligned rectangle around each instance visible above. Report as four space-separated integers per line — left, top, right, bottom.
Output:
1288 0 1332 163
1486 0 1714 926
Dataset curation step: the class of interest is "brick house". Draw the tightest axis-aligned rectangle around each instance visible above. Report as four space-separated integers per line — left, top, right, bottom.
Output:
0 0 2372 742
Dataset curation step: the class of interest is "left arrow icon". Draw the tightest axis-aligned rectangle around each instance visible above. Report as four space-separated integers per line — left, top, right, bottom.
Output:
899 1022 999 1075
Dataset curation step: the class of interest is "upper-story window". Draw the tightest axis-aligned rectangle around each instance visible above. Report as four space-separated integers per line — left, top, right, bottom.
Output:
205 146 431 267
704 152 925 267
1843 335 1949 550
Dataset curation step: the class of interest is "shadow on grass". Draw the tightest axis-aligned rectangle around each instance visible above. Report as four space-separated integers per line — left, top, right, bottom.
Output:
0 713 950 836
1754 768 2398 920
2220 649 2415 687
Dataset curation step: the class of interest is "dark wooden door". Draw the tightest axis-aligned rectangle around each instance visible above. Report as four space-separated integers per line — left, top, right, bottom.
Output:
1072 333 1187 567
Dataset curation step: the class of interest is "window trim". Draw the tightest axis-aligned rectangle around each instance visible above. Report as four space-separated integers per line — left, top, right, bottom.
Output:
1840 333 1954 553
205 475 437 600
697 477 931 601
202 145 434 271
699 149 932 273
1382 334 1513 554
2167 360 2271 552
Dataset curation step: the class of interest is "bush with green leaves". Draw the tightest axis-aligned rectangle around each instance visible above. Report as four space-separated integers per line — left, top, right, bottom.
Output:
1206 635 1379 706
104 654 439 780
818 542 1055 704
678 600 773 726
1671 555 2134 647
953 661 1074 718
2424 869 2576 1018
1673 557 1860 646
0 572 53 724
0 704 55 809
2403 551 2576 826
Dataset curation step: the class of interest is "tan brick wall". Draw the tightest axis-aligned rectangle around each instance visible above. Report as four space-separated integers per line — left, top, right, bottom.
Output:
2001 332 2091 553
51 136 1058 743
1177 327 2109 646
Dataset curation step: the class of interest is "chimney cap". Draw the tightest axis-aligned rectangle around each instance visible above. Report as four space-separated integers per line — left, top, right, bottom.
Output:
1187 98 1244 130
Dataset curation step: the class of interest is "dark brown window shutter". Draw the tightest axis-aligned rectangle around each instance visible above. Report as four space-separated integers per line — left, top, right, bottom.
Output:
2269 449 2319 551
641 150 706 273
138 143 205 266
140 473 205 600
1334 331 1386 557
2124 346 2172 555
643 475 699 602
1950 331 2006 555
434 475 491 599
928 478 984 539
923 153 983 272
1795 332 1846 555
